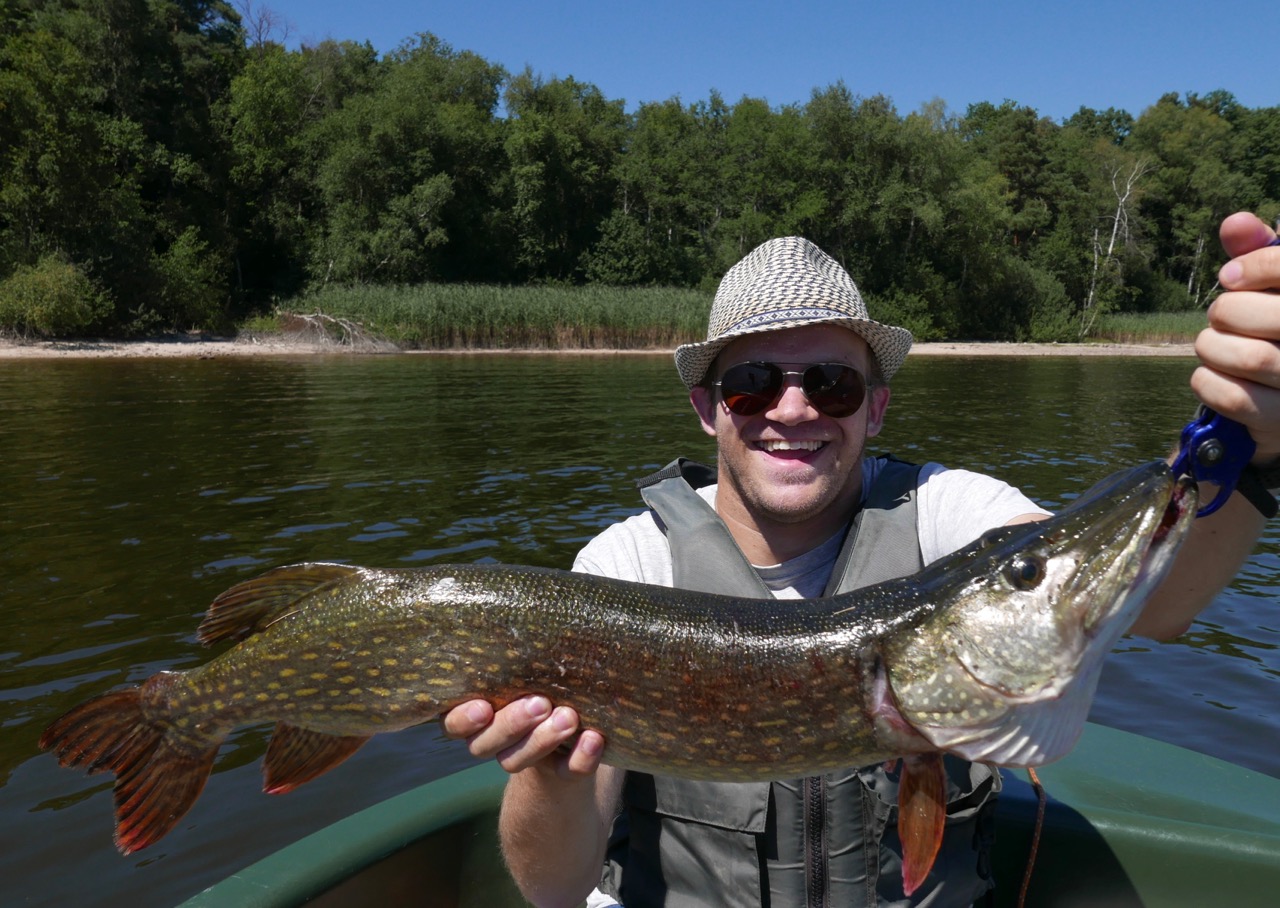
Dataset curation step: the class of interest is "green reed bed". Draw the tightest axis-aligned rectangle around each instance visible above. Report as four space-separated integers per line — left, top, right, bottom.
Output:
1090 311 1204 345
261 284 1209 350
281 284 712 349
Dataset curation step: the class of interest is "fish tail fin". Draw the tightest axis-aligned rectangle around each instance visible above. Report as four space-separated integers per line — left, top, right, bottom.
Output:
898 752 947 897
262 722 371 794
40 682 219 854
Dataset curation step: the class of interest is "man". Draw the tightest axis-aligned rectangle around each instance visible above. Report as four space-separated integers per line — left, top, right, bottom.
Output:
444 211 1280 906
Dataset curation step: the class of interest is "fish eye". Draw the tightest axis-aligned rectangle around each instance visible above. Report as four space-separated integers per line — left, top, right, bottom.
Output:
1006 555 1046 590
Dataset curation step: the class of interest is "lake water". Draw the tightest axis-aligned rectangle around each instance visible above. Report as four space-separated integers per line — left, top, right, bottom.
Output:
2 352 1277 907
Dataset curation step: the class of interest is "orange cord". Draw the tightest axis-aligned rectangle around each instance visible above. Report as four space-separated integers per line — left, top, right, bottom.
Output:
1016 767 1047 908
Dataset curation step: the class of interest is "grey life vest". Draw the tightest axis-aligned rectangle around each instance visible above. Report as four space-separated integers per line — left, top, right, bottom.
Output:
598 458 999 908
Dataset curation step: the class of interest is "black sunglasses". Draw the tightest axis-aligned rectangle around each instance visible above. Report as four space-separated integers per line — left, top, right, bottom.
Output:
714 362 867 418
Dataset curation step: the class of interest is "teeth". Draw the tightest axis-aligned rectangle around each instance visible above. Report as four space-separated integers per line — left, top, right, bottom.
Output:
760 440 823 452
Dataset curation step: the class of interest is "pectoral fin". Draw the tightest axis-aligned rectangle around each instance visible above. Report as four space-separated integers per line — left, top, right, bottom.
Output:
898 752 946 897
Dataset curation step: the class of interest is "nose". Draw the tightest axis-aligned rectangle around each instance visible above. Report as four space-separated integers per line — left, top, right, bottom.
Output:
765 375 820 423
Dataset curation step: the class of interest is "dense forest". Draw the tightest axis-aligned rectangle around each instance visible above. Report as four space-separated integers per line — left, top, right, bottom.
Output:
2 0 1278 341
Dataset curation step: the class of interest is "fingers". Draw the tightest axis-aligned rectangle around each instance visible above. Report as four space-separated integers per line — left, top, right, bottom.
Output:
441 696 605 778
1195 212 1280 460
1219 211 1278 261
1191 337 1280 461
441 698 496 738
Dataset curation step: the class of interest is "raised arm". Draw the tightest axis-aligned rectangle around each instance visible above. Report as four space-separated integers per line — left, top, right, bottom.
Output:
1132 212 1280 638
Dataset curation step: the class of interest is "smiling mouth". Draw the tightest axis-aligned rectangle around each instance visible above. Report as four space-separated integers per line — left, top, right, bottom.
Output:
758 439 825 454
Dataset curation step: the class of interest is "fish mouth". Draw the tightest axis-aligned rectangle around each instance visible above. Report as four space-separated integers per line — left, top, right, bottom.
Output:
1082 469 1196 638
884 461 1198 767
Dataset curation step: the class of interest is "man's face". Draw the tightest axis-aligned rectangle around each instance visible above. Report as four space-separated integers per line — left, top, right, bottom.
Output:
690 325 890 537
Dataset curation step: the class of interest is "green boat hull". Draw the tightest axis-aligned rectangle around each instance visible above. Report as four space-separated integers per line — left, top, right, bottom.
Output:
180 723 1280 907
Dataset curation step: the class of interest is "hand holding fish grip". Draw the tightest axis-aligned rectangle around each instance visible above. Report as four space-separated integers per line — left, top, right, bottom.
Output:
1172 234 1280 518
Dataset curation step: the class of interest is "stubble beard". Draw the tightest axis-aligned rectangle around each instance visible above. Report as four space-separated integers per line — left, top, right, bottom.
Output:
718 443 863 530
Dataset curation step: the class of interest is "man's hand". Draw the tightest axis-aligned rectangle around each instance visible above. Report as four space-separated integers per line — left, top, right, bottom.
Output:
1192 212 1280 462
442 696 606 778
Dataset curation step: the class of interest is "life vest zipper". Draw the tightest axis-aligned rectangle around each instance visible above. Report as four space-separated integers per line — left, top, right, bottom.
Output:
803 775 827 907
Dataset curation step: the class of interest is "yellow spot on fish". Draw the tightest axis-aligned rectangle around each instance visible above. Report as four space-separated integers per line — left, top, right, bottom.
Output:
295 688 319 697
301 652 319 660
437 661 454 671
279 668 296 678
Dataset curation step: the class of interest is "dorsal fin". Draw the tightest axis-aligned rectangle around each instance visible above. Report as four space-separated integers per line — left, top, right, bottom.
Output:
197 563 361 645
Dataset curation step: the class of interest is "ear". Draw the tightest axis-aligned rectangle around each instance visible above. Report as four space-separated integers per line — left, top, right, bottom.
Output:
864 385 891 438
690 386 718 437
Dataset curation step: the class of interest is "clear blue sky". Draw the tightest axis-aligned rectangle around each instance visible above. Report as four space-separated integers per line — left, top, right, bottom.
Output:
250 0 1278 122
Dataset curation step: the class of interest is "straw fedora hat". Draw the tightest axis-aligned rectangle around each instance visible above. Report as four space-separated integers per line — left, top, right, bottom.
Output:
675 237 913 389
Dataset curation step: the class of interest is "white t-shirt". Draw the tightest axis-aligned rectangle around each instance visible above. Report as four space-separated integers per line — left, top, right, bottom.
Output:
572 457 1049 596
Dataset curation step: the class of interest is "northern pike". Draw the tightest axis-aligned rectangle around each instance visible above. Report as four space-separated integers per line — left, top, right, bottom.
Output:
42 460 1195 894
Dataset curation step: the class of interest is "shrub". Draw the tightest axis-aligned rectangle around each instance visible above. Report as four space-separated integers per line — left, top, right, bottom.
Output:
0 255 111 337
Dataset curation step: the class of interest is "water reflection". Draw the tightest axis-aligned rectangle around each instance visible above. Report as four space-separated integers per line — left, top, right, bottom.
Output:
1 351 1276 907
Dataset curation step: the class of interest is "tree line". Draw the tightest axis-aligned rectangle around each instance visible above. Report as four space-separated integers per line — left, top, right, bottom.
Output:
2 0 1278 341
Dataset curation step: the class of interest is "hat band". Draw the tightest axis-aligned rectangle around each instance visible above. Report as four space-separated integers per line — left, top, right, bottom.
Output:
717 306 859 337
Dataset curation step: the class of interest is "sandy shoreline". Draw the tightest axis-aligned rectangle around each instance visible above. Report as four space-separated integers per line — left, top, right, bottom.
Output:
0 334 1197 360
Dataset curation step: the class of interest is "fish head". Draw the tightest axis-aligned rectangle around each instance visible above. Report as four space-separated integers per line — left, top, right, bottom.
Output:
882 460 1196 767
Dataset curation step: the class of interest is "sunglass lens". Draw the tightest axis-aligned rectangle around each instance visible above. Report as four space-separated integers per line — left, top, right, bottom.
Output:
803 364 865 417
718 363 781 415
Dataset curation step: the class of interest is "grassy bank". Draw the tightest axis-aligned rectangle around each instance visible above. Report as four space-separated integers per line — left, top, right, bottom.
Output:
1089 310 1204 345
254 284 712 349
251 284 1208 349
